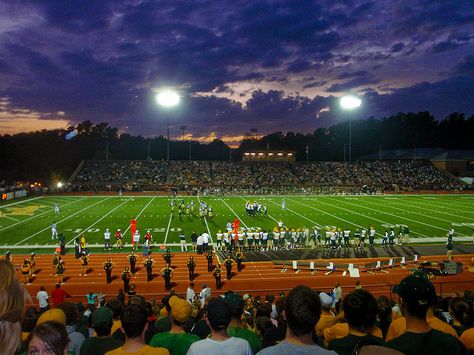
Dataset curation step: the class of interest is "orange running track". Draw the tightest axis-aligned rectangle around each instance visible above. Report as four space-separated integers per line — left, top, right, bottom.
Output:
15 251 474 306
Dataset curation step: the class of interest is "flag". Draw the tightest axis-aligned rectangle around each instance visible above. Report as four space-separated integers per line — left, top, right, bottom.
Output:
130 219 136 246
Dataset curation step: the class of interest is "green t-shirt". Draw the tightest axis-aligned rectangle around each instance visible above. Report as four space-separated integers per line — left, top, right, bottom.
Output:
227 326 262 353
79 336 123 355
385 329 468 355
328 333 384 355
149 331 199 355
154 315 172 333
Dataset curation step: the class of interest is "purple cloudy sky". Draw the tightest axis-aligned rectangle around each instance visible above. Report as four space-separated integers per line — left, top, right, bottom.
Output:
0 0 473 145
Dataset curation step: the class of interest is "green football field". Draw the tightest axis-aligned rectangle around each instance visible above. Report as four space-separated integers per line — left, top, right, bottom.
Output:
0 194 473 252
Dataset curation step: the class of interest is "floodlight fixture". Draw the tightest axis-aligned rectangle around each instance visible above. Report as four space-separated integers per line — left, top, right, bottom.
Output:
156 90 180 107
340 95 362 110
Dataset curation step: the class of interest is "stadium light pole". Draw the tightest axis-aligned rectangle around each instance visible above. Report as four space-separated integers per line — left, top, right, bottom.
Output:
340 95 362 163
156 90 180 161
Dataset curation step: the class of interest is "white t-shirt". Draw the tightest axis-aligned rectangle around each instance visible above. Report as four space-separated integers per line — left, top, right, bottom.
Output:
36 290 49 308
202 233 210 243
186 287 195 304
187 336 252 355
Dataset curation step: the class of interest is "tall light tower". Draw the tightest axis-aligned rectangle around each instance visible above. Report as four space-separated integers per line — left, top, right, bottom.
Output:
340 95 362 163
156 90 180 161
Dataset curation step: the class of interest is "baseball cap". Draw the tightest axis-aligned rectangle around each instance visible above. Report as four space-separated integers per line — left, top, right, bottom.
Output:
169 296 192 323
92 307 113 327
207 297 231 329
396 275 436 306
319 292 333 309
37 309 66 325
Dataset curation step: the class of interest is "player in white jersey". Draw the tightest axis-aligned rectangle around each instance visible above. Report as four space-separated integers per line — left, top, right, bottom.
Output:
51 222 58 240
281 199 286 210
273 229 280 250
133 230 140 247
216 230 223 251
104 228 111 250
54 203 60 215
343 229 351 247
254 230 260 250
261 230 268 251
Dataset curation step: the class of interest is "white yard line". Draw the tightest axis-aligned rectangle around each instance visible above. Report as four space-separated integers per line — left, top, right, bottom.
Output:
265 198 324 229
122 196 157 238
66 198 132 245
358 198 470 237
15 197 113 245
164 213 173 244
218 197 248 228
312 197 428 238
197 196 213 243
0 215 20 222
0 197 87 232
389 197 474 217
0 196 44 209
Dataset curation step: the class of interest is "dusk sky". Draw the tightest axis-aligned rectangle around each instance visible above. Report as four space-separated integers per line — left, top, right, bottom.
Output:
0 1 473 145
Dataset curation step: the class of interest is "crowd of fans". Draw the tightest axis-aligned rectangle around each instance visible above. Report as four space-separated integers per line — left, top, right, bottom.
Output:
1 257 473 355
71 159 467 193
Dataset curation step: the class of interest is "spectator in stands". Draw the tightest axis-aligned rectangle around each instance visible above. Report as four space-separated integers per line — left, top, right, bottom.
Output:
106 304 168 355
199 283 211 308
21 307 40 342
460 327 474 354
375 295 393 340
187 297 252 355
386 290 459 340
52 283 70 308
328 289 384 354
112 295 157 344
106 299 124 335
262 297 286 348
149 295 199 354
154 295 172 334
80 306 123 355
190 305 211 340
385 275 468 354
258 285 336 354
26 321 70 355
116 288 125 305
37 286 50 313
225 291 263 353
59 302 85 355
0 259 29 355
449 297 473 336
315 292 336 337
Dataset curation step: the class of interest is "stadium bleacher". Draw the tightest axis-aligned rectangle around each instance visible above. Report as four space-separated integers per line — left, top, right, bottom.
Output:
70 160 466 193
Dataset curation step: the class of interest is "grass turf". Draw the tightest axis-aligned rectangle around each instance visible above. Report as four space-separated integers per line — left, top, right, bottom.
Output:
0 194 473 253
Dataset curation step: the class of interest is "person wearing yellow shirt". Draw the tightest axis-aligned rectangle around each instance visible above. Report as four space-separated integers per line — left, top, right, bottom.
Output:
460 327 474 353
315 292 335 337
328 290 385 354
106 304 169 355
384 275 467 355
324 320 382 345
385 307 459 341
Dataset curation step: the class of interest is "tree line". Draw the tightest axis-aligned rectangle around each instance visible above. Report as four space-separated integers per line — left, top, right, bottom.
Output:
0 112 472 182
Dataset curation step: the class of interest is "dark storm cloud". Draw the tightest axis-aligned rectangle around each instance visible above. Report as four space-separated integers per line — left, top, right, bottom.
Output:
0 58 10 73
453 55 474 76
0 0 474 139
369 76 474 119
327 71 380 92
25 0 113 32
